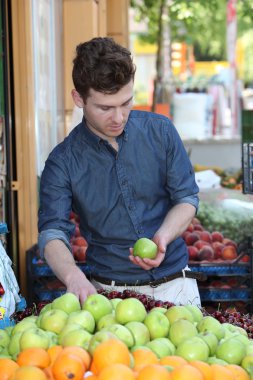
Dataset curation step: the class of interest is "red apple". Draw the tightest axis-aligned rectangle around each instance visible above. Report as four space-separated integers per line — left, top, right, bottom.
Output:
194 240 211 250
211 231 224 242
199 231 212 243
74 246 87 262
210 280 224 287
212 242 225 259
187 223 194 232
222 238 237 249
75 225 81 237
221 245 237 261
187 246 199 261
73 237 88 247
240 255 250 263
193 224 204 232
182 230 190 240
185 232 199 246
197 246 215 261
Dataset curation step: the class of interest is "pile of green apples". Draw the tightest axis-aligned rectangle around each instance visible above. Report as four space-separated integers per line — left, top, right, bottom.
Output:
1 292 253 375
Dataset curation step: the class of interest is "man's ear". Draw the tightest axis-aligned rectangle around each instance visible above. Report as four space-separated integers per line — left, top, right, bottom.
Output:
71 89 84 108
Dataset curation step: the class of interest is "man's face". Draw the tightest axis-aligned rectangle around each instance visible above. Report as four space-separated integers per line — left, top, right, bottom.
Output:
80 81 134 142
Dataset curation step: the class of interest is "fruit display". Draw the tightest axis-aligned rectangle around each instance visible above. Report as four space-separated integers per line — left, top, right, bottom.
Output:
2 291 253 379
194 164 243 190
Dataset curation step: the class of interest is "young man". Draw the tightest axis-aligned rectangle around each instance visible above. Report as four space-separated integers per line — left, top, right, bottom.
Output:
38 37 200 305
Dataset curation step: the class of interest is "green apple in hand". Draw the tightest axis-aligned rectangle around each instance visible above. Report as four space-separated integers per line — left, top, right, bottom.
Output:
51 292 81 314
133 238 158 259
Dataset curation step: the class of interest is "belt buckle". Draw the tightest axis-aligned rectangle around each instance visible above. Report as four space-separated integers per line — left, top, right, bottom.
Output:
149 280 160 288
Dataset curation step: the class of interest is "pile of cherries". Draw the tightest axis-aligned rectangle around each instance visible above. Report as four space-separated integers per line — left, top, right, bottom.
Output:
10 288 253 338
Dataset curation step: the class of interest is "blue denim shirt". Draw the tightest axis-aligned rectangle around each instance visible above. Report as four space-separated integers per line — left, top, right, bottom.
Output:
38 110 199 283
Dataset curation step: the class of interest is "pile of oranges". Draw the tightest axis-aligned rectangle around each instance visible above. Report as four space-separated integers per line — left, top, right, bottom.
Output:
0 338 250 380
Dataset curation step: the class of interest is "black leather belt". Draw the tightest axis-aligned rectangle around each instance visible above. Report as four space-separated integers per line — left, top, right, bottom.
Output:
91 270 207 288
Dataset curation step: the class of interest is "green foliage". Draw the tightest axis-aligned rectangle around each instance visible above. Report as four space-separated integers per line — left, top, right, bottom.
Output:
131 0 253 73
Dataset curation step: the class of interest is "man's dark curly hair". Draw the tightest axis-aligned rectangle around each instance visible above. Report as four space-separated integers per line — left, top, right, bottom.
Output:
72 37 136 101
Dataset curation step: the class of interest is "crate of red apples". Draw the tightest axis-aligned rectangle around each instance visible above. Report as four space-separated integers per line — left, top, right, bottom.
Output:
183 217 250 265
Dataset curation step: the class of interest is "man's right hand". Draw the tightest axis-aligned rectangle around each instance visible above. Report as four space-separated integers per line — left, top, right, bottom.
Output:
65 266 97 304
44 239 96 305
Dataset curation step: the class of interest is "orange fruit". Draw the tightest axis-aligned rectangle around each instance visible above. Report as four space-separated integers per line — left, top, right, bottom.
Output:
92 338 131 374
226 364 250 380
132 348 158 371
52 352 85 380
137 363 172 379
171 364 204 380
210 364 236 380
8 366 47 380
16 347 50 369
47 345 63 365
43 366 54 380
189 360 212 380
0 358 19 380
98 363 136 380
160 355 188 368
61 346 91 370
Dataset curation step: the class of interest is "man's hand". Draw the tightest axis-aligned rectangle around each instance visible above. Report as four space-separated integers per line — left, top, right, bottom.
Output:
129 235 166 270
65 266 97 305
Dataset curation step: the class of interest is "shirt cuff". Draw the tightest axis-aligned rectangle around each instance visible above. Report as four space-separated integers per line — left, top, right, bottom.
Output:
38 229 72 259
173 194 199 211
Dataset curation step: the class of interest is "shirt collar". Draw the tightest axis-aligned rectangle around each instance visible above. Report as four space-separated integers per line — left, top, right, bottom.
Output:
80 117 128 149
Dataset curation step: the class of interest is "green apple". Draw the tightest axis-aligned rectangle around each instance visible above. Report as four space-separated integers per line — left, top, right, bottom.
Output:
246 342 253 355
46 331 59 347
165 305 194 324
176 336 209 362
197 316 225 341
222 322 248 338
198 331 218 356
67 310 95 333
146 338 173 358
11 320 36 336
133 238 158 259
106 324 135 348
8 332 22 357
150 307 167 314
88 331 118 356
241 354 253 375
19 327 50 350
61 329 92 350
40 309 68 334
153 337 176 355
58 323 84 345
0 329 10 349
131 345 153 353
82 294 113 323
168 319 198 347
207 356 228 365
185 304 203 323
216 336 246 365
110 298 122 310
144 311 170 339
125 321 150 346
96 313 117 331
5 326 14 336
115 297 147 324
39 303 52 314
52 292 81 314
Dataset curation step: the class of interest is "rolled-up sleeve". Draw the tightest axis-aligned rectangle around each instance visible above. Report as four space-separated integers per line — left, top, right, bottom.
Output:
172 194 199 211
38 229 72 259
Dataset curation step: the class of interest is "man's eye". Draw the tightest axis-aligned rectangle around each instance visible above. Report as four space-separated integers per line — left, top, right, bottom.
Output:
100 107 110 111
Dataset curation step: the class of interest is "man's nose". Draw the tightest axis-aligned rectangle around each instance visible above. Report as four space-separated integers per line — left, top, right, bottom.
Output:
112 108 124 124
